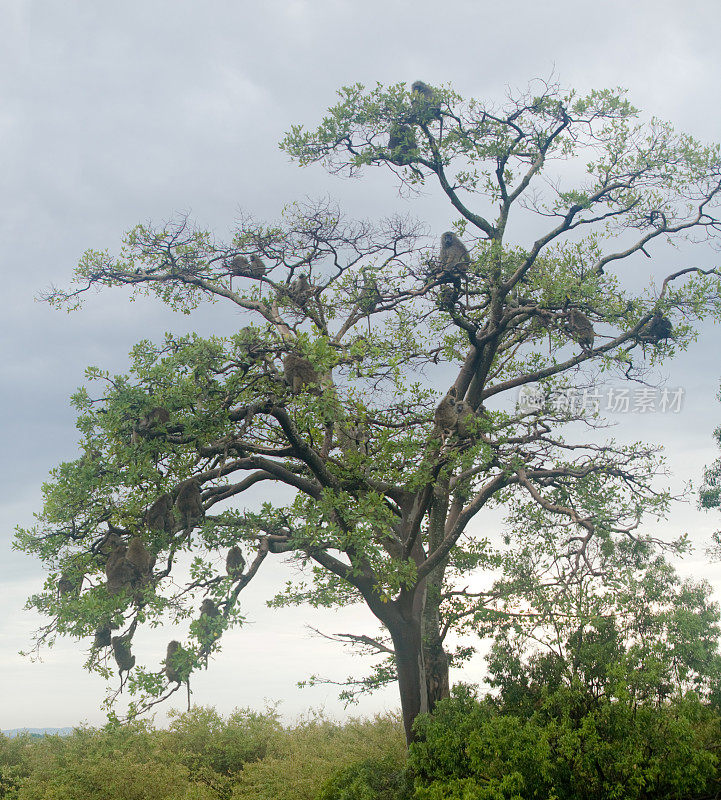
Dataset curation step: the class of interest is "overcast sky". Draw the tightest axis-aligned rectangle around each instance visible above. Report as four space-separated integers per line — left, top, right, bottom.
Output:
1 0 721 730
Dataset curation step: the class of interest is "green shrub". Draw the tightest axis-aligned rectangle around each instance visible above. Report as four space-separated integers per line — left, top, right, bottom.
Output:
315 755 413 800
231 712 406 800
409 685 721 800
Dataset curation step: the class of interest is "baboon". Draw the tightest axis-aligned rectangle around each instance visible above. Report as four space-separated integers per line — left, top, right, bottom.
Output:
146 493 175 534
387 123 417 165
105 540 135 595
57 572 77 597
249 255 267 277
198 599 222 661
111 635 135 688
287 274 314 307
439 232 470 275
434 387 459 437
412 80 434 101
97 531 124 556
200 599 220 618
137 406 170 434
455 402 477 440
638 311 673 344
337 422 370 456
565 308 595 351
175 478 204 532
230 255 267 278
164 640 192 709
226 546 245 578
94 626 112 649
164 640 185 684
436 284 459 311
125 537 154 580
106 537 153 595
411 80 440 121
229 255 251 276
283 352 320 394
358 276 381 332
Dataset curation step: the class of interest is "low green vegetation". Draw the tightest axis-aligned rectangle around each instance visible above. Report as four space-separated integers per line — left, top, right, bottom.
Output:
0 708 406 800
2 689 721 800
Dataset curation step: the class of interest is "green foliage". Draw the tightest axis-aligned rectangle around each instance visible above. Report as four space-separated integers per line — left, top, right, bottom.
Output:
315 756 412 800
6 721 209 800
232 712 406 800
409 686 720 800
0 709 405 800
701 385 721 559
163 705 284 793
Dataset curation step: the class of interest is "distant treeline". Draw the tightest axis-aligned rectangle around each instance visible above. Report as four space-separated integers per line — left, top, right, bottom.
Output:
1 729 73 740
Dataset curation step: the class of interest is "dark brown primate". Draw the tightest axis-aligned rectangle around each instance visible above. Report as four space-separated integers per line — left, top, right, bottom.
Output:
57 572 77 597
434 387 459 439
638 311 673 344
226 546 245 578
229 255 250 275
436 284 459 312
411 80 436 108
565 307 595 352
137 406 170 434
111 635 135 689
175 478 204 532
200 598 220 618
438 232 470 276
164 640 184 684
94 626 112 649
455 402 477 440
164 640 192 710
283 352 321 394
358 276 381 333
287 273 314 307
337 422 370 456
97 531 124 557
411 80 441 122
387 122 417 165
229 255 267 278
198 599 222 663
125 537 154 581
146 493 175 534
249 255 267 277
105 540 135 595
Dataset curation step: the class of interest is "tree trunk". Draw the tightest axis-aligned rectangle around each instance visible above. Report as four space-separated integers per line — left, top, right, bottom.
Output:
388 617 427 745
422 483 452 712
423 630 450 710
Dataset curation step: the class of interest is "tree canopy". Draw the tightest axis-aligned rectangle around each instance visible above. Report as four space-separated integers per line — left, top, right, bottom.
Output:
17 78 721 744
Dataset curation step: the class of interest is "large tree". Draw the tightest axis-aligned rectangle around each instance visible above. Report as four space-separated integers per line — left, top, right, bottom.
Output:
17 79 721 743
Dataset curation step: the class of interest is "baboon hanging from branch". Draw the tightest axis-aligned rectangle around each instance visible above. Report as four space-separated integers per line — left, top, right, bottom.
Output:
112 634 135 690
164 640 192 710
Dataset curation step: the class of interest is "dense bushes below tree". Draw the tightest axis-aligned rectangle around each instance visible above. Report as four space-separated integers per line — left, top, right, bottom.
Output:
3 695 721 800
0 708 405 800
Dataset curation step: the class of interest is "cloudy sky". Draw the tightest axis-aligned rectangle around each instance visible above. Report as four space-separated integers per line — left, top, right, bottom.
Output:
1 0 720 730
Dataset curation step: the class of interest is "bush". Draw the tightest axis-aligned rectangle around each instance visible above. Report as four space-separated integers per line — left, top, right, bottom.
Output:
315 755 413 800
409 685 721 800
231 712 406 800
